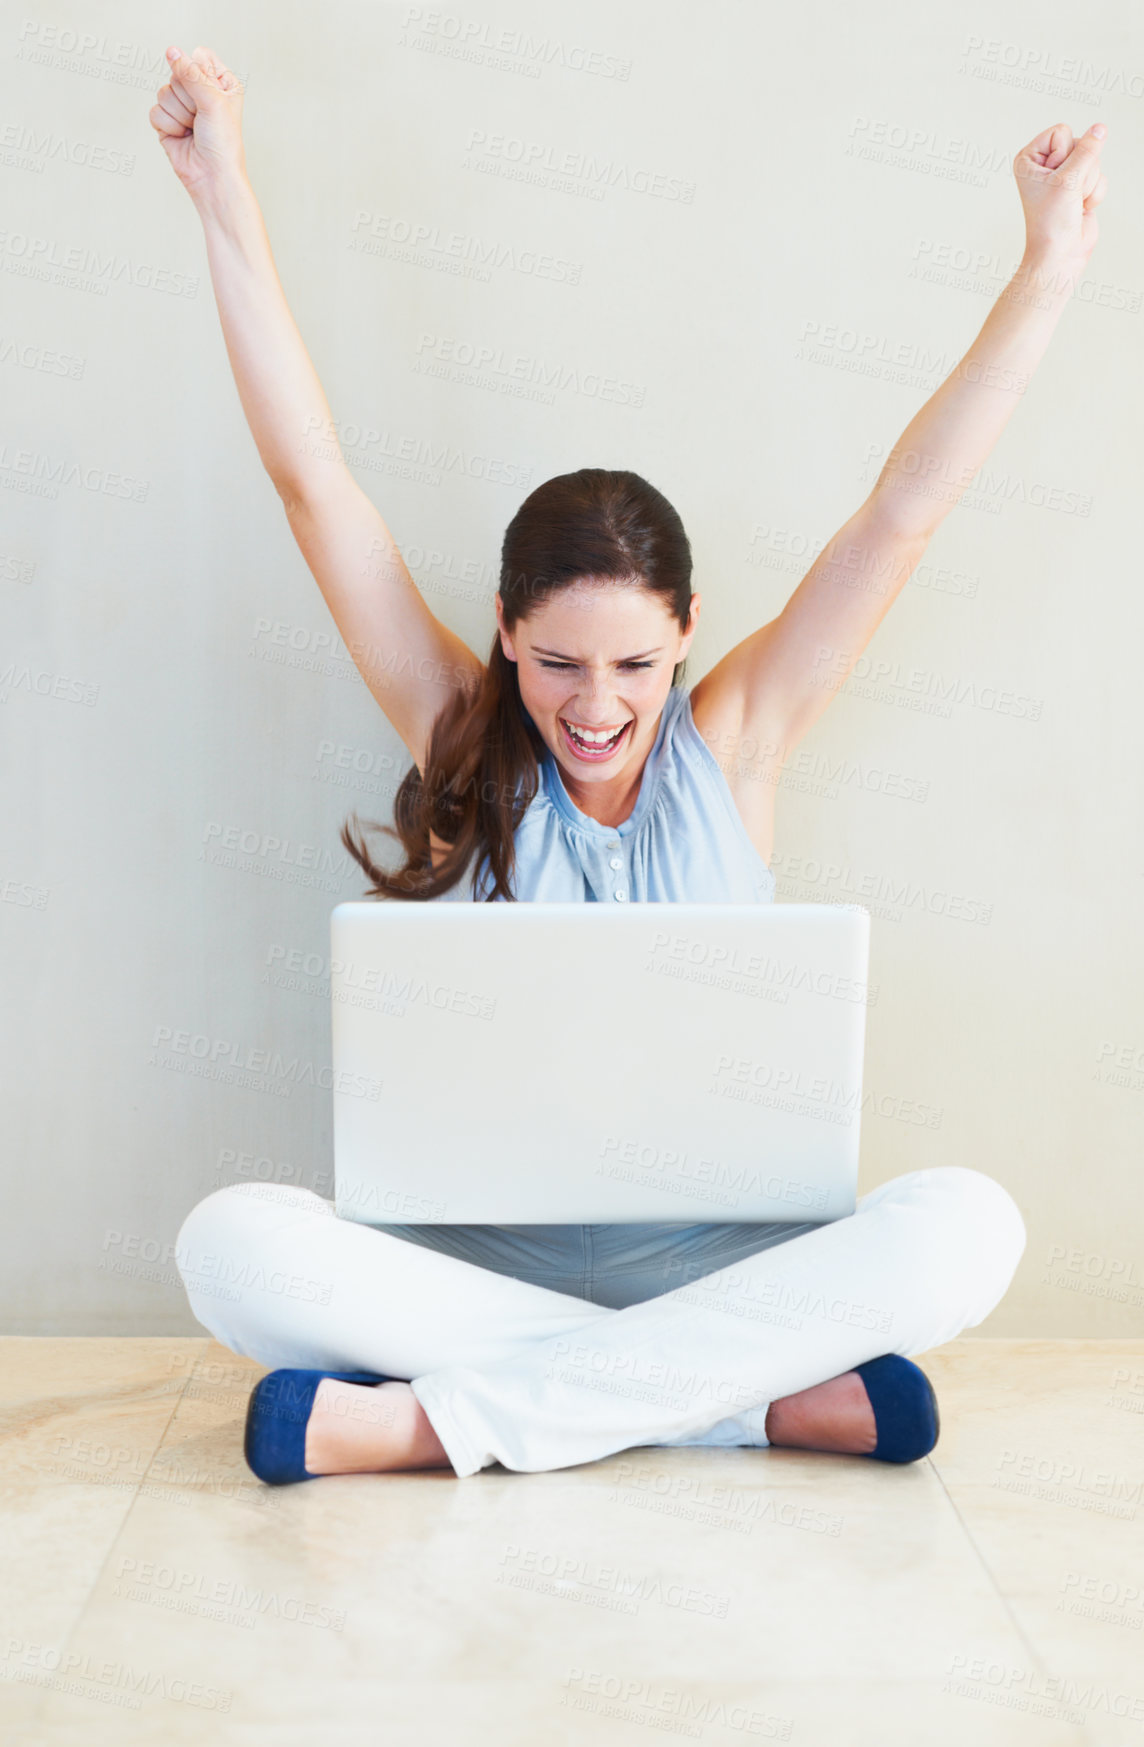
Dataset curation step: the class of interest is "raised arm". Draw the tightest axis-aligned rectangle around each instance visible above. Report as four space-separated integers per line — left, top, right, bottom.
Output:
149 44 483 767
694 121 1109 755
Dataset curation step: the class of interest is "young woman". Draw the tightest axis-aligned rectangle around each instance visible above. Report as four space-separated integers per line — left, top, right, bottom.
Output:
152 46 1107 1483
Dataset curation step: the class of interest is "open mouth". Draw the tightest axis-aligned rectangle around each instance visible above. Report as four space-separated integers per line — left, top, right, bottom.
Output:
559 717 633 762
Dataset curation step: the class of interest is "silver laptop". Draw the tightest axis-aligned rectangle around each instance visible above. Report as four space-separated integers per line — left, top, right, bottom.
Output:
329 902 871 1225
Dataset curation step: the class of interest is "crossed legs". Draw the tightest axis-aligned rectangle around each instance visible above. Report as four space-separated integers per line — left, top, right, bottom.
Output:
175 1165 1026 1477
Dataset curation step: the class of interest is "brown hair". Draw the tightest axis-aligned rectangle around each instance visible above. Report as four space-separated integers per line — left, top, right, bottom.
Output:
341 467 693 901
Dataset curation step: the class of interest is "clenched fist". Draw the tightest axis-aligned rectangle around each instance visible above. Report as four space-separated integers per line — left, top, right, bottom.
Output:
1013 122 1109 270
149 44 246 195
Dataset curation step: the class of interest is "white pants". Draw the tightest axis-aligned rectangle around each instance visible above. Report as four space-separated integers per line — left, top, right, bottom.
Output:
175 1167 1026 1478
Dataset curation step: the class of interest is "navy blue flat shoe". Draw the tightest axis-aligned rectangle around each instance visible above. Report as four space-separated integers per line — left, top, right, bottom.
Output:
852 1354 940 1463
244 1368 393 1485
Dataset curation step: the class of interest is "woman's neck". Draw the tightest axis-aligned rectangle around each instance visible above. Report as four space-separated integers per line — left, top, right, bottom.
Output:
553 732 653 827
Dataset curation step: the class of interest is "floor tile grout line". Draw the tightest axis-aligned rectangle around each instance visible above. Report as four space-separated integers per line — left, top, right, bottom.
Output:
33 1341 207 1726
928 1455 1044 1668
926 1452 1102 1745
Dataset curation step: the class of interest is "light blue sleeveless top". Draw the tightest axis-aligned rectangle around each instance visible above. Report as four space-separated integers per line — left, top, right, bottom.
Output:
435 683 776 905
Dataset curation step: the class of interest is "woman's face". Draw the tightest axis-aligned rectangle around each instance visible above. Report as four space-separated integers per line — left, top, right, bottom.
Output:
496 581 700 792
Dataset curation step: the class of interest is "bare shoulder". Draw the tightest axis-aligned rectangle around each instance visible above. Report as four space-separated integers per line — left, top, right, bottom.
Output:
687 671 786 868
687 669 744 766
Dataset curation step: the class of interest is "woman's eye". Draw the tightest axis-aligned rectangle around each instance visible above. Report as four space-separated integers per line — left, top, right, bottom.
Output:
538 660 654 671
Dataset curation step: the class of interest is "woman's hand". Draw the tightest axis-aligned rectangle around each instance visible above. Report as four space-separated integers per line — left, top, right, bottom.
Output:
1013 121 1108 271
149 44 246 197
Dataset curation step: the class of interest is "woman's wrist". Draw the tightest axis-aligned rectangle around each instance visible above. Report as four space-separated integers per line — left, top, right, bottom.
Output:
1014 242 1089 305
190 166 258 235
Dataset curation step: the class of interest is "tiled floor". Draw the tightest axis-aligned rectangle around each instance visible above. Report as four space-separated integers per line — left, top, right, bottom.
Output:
2 1338 1142 1745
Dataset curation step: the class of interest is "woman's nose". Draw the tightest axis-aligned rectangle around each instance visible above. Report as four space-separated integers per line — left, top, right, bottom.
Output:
576 673 616 704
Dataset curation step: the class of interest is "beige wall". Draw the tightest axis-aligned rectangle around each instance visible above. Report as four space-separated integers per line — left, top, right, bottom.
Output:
4 1 1141 1334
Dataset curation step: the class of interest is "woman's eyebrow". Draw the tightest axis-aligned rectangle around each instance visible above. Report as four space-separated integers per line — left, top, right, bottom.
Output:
530 646 665 661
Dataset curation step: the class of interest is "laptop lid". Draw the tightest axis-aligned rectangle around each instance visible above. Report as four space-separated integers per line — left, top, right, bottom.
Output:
329 902 870 1225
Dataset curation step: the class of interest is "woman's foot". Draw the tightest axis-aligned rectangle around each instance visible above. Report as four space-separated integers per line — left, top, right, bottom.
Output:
764 1369 878 1455
303 1378 452 1475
